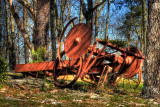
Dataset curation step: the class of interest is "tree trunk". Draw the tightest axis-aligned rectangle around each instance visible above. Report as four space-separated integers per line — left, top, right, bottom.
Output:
0 1 2 56
17 32 20 64
105 0 110 41
142 0 147 55
23 5 29 63
50 0 56 61
87 0 93 31
2 0 7 59
80 0 106 43
79 1 83 23
95 0 99 40
33 0 49 51
11 14 16 69
141 0 160 98
6 1 12 70
95 0 105 40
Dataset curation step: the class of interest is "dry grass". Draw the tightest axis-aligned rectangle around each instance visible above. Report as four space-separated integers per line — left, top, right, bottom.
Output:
0 73 159 107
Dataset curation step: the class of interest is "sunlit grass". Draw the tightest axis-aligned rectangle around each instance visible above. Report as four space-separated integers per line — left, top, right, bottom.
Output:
1 73 159 107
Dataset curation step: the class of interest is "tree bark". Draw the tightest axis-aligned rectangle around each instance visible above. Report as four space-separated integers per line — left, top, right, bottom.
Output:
50 0 57 61
5 0 12 70
23 5 29 63
0 1 2 56
142 0 147 55
33 0 50 51
141 0 160 98
17 32 20 64
87 0 93 31
95 0 105 40
79 1 83 23
80 0 106 42
9 0 33 51
105 0 110 41
11 14 16 69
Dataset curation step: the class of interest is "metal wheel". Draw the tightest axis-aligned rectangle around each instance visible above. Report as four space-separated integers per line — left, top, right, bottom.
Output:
124 48 143 89
112 47 143 89
53 17 92 87
53 57 82 88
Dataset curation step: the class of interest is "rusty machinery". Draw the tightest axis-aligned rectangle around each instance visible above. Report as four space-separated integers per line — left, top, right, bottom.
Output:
15 17 144 88
52 17 144 88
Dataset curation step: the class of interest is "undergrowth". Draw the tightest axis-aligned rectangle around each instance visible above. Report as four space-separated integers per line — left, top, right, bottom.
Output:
0 74 159 107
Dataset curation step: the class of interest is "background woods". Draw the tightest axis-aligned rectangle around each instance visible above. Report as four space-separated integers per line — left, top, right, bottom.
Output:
0 0 159 99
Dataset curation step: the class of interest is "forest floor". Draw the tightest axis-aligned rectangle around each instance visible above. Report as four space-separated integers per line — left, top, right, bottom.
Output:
0 72 159 107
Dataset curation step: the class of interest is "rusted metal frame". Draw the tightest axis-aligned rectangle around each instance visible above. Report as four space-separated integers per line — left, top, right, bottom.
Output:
96 39 144 59
124 56 139 78
83 41 97 71
97 65 109 88
113 74 125 87
112 53 133 86
81 43 108 79
53 57 82 87
81 78 97 85
101 65 110 88
90 73 96 81
106 43 145 59
88 45 121 64
58 17 78 67
80 42 97 78
108 64 118 84
128 60 141 78
97 65 107 87
113 57 142 88
115 54 127 76
110 54 126 86
135 70 142 89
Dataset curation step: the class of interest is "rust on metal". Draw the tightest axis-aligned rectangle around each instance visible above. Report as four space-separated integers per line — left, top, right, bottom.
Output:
64 23 92 59
15 17 145 89
15 61 55 73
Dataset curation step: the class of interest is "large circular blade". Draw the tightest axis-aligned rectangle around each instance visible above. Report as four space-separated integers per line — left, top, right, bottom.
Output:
64 23 92 59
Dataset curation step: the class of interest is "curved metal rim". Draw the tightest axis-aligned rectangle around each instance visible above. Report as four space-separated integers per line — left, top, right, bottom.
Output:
113 47 143 89
53 57 82 88
58 17 78 65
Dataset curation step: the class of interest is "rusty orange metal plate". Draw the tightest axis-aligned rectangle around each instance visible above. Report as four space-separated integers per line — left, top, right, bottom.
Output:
15 60 78 73
15 61 55 73
64 23 92 59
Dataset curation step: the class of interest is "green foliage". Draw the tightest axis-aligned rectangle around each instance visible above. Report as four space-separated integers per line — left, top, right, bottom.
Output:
109 40 127 47
0 56 7 88
31 46 46 63
30 47 47 78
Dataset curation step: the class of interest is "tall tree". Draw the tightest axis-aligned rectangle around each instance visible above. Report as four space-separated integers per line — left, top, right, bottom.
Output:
50 0 56 61
9 0 33 51
79 1 83 23
116 0 143 48
17 30 20 64
33 0 50 52
1 0 7 58
23 4 29 63
105 0 110 41
141 0 160 98
94 0 105 39
0 0 2 56
141 0 147 55
9 0 50 61
5 0 13 70
11 13 16 69
80 0 106 31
